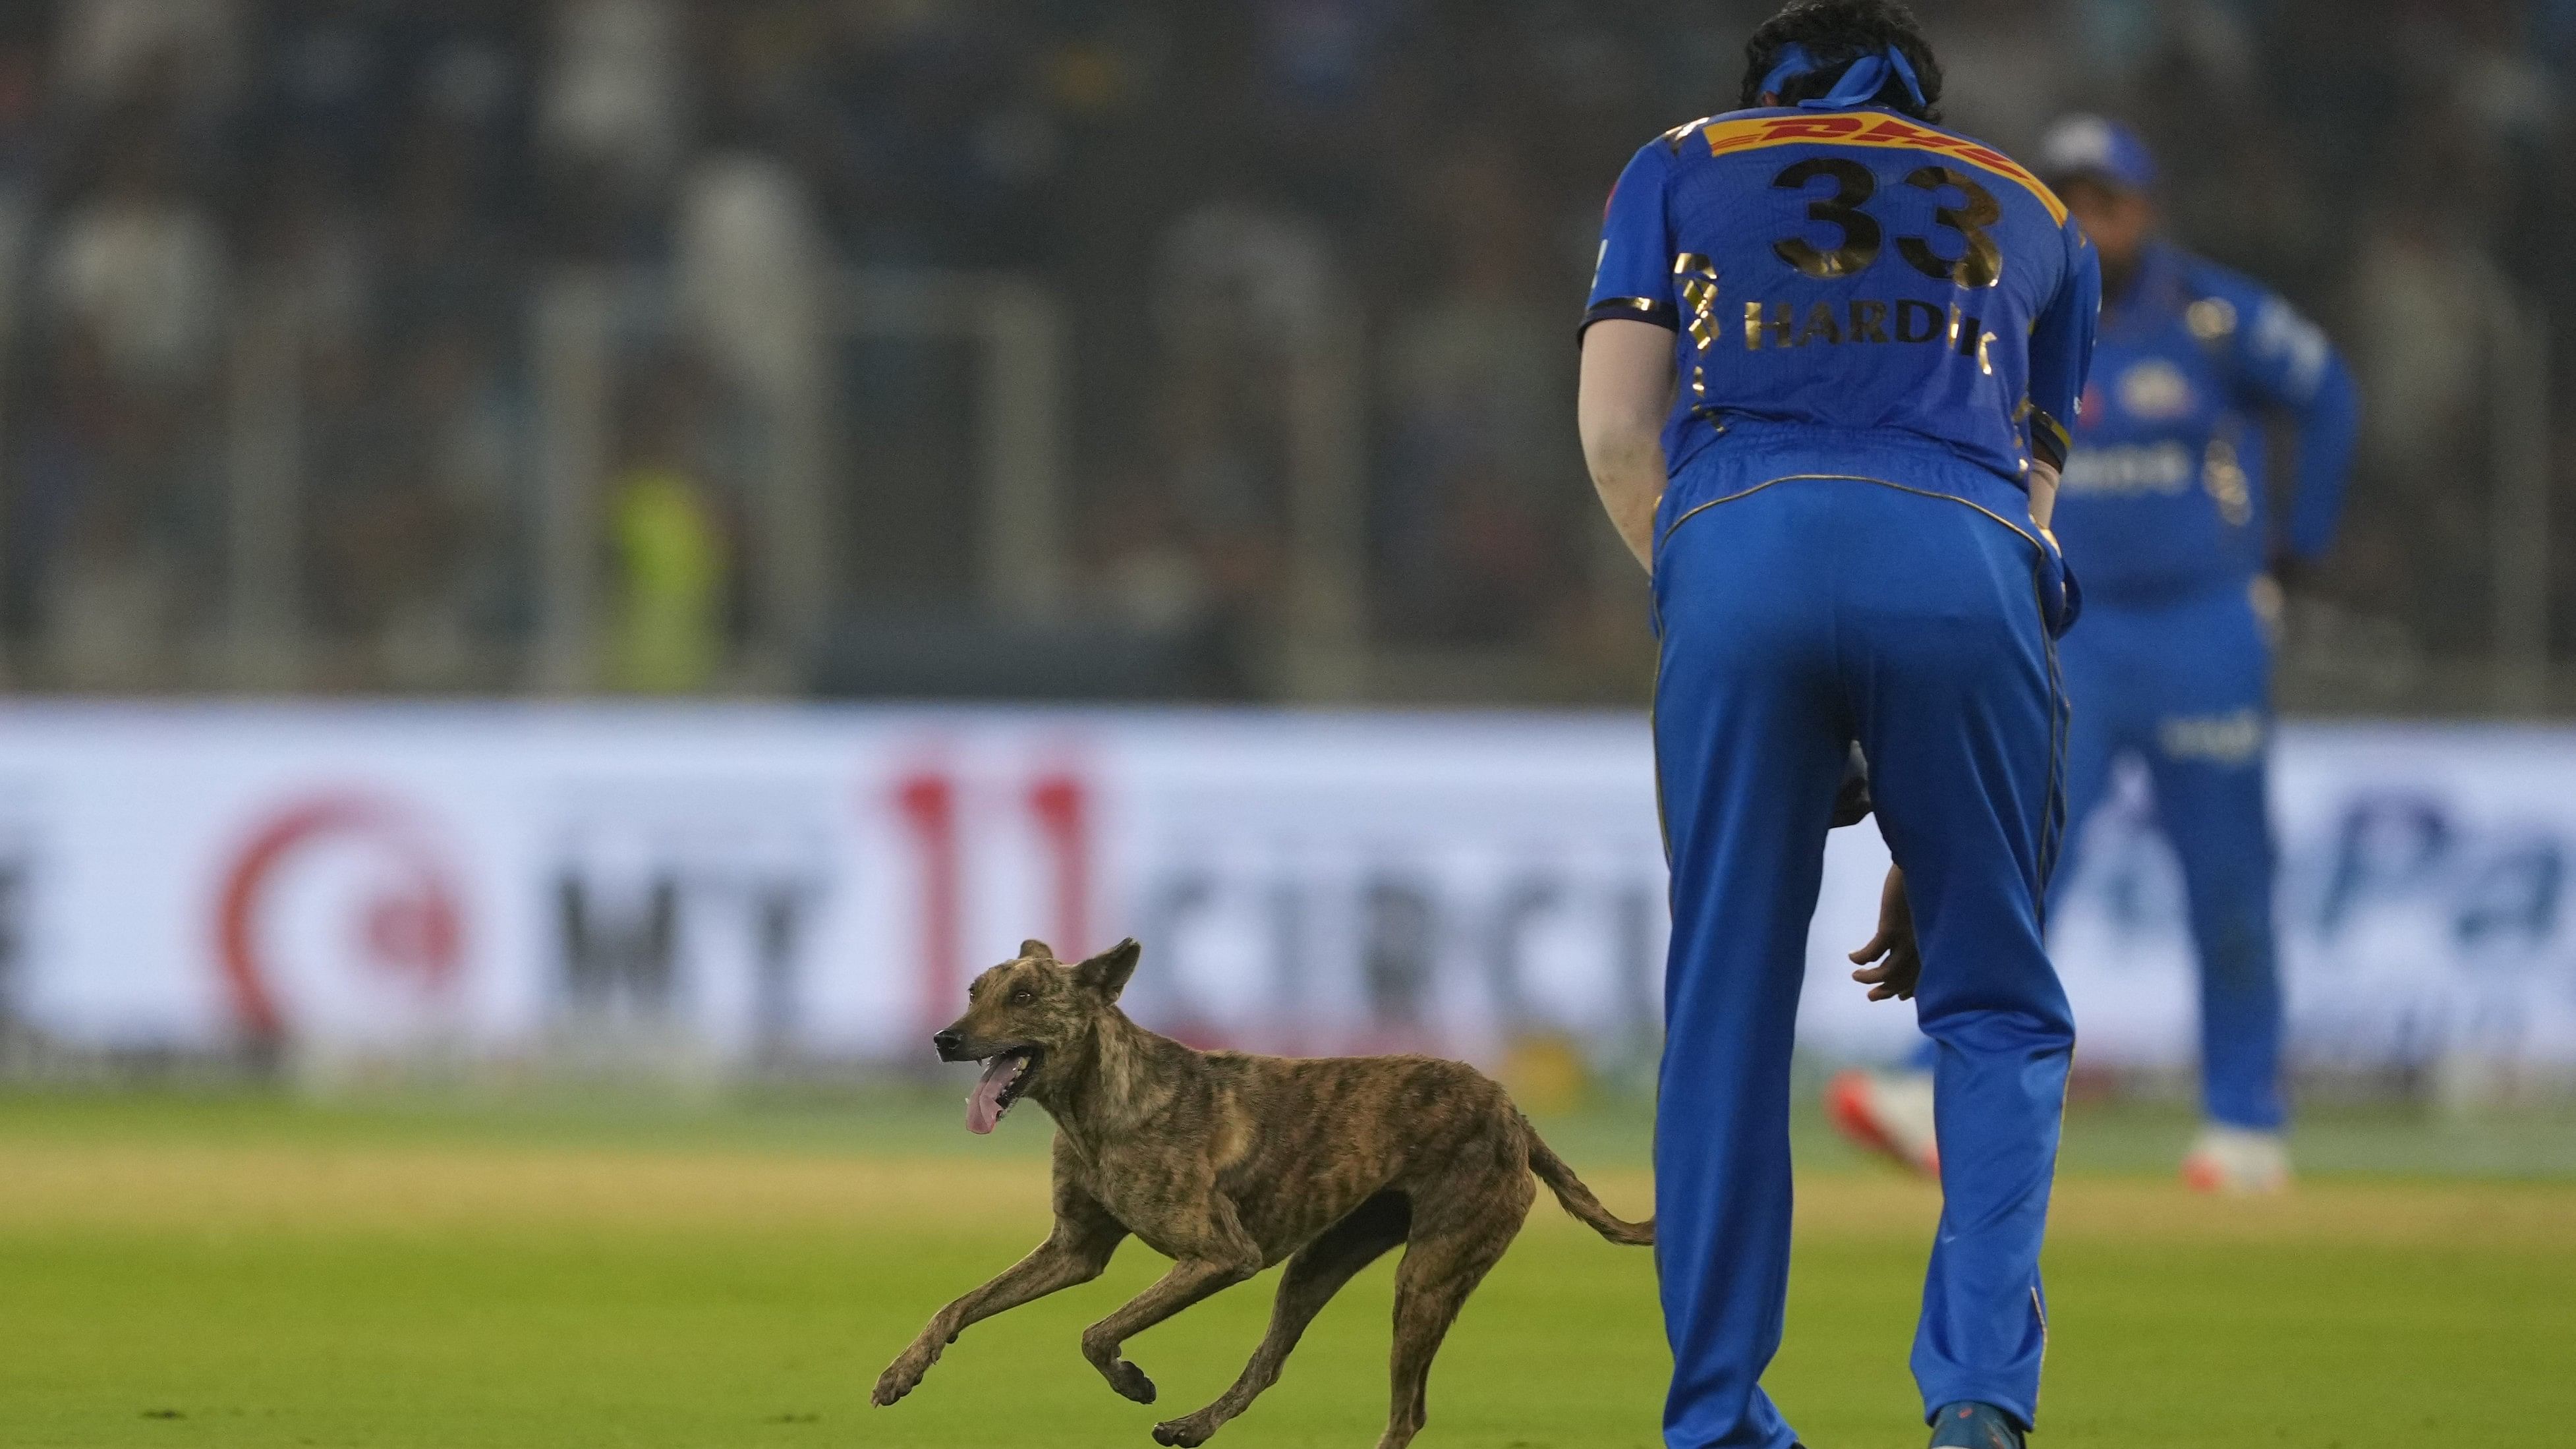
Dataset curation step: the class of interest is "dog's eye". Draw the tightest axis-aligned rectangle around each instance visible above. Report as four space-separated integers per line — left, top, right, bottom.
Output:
1010 988 1035 1006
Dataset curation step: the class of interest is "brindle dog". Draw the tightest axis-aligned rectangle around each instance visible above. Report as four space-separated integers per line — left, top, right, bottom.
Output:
871 937 1651 1449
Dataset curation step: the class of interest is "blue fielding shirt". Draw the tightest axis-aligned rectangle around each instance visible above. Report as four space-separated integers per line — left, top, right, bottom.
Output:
1584 107 2100 500
2051 239 2358 604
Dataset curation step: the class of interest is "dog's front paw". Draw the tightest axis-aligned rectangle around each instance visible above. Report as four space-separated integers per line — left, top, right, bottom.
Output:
1152 1409 1220 1446
1102 1358 1157 1405
872 1348 934 1407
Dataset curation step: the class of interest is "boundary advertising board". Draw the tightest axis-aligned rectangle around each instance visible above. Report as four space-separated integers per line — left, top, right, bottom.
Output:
1 706 2569 1077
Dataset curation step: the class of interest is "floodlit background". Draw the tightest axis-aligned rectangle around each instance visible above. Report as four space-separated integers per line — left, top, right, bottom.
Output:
0 0 2562 707
0 7 2569 1449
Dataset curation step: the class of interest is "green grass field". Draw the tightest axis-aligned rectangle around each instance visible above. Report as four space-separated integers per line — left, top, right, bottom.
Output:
0 1089 2569 1448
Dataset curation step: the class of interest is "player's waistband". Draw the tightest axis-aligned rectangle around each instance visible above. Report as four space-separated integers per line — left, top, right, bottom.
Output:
1667 421 2036 533
1660 422 2080 637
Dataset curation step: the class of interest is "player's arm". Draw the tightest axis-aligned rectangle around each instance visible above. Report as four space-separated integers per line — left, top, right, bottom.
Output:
1581 321 1676 572
2022 219 2102 532
2235 287 2359 578
1578 142 1682 573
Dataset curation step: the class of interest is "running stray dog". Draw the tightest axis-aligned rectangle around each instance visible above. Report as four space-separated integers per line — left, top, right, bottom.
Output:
871 938 1652 1449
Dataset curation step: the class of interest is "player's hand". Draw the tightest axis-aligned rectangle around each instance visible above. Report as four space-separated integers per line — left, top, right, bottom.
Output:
1848 865 1920 1002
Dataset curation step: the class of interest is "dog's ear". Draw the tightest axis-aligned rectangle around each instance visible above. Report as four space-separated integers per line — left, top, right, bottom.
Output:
1073 938 1140 1001
1020 939 1054 961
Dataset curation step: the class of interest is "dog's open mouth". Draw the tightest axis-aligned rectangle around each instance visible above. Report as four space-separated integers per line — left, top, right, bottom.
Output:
965 1047 1041 1135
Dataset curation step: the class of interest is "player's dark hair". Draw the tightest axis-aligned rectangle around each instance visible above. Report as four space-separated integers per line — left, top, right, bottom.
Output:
1740 0 1944 124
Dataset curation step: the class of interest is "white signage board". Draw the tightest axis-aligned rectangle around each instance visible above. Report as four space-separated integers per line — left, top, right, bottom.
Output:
0 707 2567 1076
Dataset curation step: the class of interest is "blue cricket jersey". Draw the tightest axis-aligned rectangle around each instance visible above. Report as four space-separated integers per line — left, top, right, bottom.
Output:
1583 107 2100 503
2051 239 2358 603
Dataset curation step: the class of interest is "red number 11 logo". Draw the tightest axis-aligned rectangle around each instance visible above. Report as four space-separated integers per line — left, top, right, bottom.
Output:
894 767 1093 1039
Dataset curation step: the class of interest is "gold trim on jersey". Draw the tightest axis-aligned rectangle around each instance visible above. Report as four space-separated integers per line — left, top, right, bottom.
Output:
1696 113 2069 226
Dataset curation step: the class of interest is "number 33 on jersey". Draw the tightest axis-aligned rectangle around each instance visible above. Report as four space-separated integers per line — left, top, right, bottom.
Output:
1583 109 2100 492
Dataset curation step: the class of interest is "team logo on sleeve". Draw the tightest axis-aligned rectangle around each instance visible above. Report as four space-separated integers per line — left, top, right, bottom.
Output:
2252 298 2332 396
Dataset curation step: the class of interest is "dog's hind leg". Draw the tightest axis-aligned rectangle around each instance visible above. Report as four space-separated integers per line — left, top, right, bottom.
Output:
873 1205 1126 1408
1373 1177 1532 1449
1152 1192 1412 1448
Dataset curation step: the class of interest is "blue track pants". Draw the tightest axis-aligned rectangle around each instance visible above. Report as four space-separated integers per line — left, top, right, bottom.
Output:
1652 465 2075 1449
2051 583 2282 1129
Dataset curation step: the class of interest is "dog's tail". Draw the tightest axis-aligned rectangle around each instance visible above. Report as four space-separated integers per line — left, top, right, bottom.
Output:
1517 1112 1653 1246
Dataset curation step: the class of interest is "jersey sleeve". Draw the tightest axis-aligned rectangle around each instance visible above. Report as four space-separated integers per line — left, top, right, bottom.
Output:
2023 219 2100 473
2230 283 2359 562
1580 141 1680 338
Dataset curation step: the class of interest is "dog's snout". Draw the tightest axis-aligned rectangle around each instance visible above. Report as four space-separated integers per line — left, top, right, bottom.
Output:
932 1028 965 1060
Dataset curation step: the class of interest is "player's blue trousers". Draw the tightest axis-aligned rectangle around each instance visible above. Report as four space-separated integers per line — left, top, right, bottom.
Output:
1652 453 2074 1449
2050 582 2283 1130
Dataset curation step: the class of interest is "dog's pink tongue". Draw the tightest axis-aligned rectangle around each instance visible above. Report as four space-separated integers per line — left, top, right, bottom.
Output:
965 1058 1017 1135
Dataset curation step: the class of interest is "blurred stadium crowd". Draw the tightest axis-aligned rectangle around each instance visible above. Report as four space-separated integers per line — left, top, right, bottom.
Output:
0 0 2566 703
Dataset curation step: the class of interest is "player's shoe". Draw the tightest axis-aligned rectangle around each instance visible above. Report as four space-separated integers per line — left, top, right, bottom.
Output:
2181 1124 2291 1195
1823 1068 1940 1178
1928 1401 2024 1449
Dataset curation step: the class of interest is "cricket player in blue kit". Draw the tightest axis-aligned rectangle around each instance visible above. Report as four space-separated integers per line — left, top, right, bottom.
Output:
1576 5 2096 1448
1829 116 2358 1196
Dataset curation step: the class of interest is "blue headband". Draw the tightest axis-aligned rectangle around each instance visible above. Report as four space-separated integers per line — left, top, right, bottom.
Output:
1758 43 1928 111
